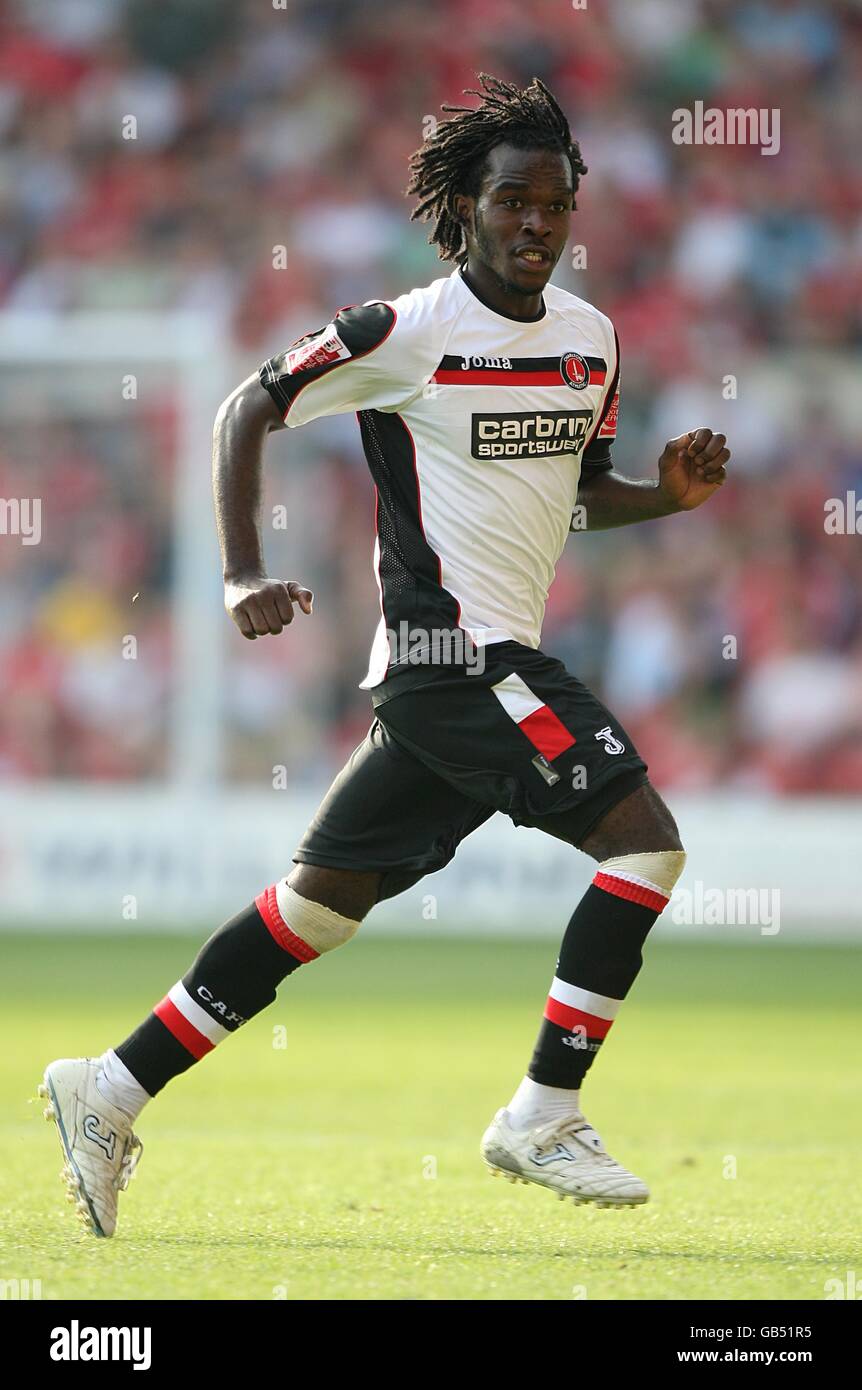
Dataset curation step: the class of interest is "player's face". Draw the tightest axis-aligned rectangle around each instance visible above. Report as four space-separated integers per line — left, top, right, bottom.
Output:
457 144 574 298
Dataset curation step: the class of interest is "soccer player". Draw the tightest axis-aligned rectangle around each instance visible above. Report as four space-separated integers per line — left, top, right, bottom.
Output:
41 74 729 1236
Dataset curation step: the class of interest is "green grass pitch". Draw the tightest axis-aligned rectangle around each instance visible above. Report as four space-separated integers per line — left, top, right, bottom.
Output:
1 932 860 1301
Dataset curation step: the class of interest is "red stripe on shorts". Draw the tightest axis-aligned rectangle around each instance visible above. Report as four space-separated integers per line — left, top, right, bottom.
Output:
517 705 576 760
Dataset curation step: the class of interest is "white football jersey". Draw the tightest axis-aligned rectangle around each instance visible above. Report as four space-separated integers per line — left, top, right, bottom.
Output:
259 266 620 690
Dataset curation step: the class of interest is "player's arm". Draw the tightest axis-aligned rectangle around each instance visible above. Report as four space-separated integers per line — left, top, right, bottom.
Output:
574 429 730 531
212 372 313 639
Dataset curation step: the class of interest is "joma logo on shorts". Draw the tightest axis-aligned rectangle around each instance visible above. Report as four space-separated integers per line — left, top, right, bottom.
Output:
471 410 592 459
594 726 625 755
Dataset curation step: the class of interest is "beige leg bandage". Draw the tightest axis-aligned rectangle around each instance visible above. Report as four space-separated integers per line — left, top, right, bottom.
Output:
273 880 360 954
594 850 687 909
254 880 360 961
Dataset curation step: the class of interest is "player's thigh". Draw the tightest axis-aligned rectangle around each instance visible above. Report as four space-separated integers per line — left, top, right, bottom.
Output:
530 776 683 860
290 716 494 913
578 780 683 860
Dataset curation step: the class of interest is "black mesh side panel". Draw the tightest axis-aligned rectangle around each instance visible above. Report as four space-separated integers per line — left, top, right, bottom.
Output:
358 409 461 663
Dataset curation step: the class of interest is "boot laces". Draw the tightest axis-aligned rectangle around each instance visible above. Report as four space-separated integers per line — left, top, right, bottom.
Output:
533 1113 616 1166
116 1133 143 1192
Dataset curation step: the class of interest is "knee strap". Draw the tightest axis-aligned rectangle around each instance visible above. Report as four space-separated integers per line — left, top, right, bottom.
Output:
273 880 360 954
595 850 687 909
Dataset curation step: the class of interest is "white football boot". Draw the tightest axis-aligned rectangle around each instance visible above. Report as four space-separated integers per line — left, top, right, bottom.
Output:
38 1058 143 1238
481 1107 648 1208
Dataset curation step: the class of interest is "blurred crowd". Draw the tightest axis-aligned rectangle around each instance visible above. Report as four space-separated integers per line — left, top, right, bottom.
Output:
0 402 176 779
2 0 861 791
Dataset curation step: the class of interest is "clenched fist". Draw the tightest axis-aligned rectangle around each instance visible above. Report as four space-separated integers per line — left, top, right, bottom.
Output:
224 574 314 639
658 429 730 512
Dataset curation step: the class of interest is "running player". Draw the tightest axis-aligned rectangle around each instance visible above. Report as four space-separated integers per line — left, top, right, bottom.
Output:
40 74 729 1236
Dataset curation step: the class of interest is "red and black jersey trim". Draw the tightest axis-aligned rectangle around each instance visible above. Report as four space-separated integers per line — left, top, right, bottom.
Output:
357 408 462 678
582 328 620 455
577 329 621 481
258 301 396 420
432 355 607 387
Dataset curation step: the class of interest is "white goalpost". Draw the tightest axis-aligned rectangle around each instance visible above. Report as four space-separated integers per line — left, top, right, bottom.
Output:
0 309 228 786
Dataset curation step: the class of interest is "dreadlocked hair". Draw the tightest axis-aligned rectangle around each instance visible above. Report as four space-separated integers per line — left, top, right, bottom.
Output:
406 72 587 264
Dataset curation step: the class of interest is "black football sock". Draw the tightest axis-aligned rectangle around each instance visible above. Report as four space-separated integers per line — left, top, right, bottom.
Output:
114 888 319 1097
528 867 672 1089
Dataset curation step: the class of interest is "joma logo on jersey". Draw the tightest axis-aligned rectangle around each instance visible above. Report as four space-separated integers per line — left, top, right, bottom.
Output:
472 410 592 459
461 354 512 370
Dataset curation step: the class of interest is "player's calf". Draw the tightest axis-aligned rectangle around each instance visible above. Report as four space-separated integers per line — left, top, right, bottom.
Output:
489 784 687 1207
506 844 687 1130
40 869 375 1237
108 875 370 1109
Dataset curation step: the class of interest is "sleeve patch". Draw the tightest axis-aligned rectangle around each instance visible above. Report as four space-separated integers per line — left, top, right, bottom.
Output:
257 300 400 424
285 325 351 374
598 389 619 440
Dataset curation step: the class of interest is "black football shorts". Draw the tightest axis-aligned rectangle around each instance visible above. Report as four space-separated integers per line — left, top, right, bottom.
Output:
293 641 648 902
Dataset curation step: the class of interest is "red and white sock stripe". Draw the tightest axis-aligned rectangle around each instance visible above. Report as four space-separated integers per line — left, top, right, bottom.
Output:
491 672 575 761
153 981 230 1060
592 867 670 914
254 883 319 963
543 977 621 1037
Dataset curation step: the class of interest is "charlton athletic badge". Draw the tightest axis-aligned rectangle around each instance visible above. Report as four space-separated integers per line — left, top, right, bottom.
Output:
560 351 590 390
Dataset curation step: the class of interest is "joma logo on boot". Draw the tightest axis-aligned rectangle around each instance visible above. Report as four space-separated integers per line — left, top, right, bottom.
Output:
83 1115 116 1159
